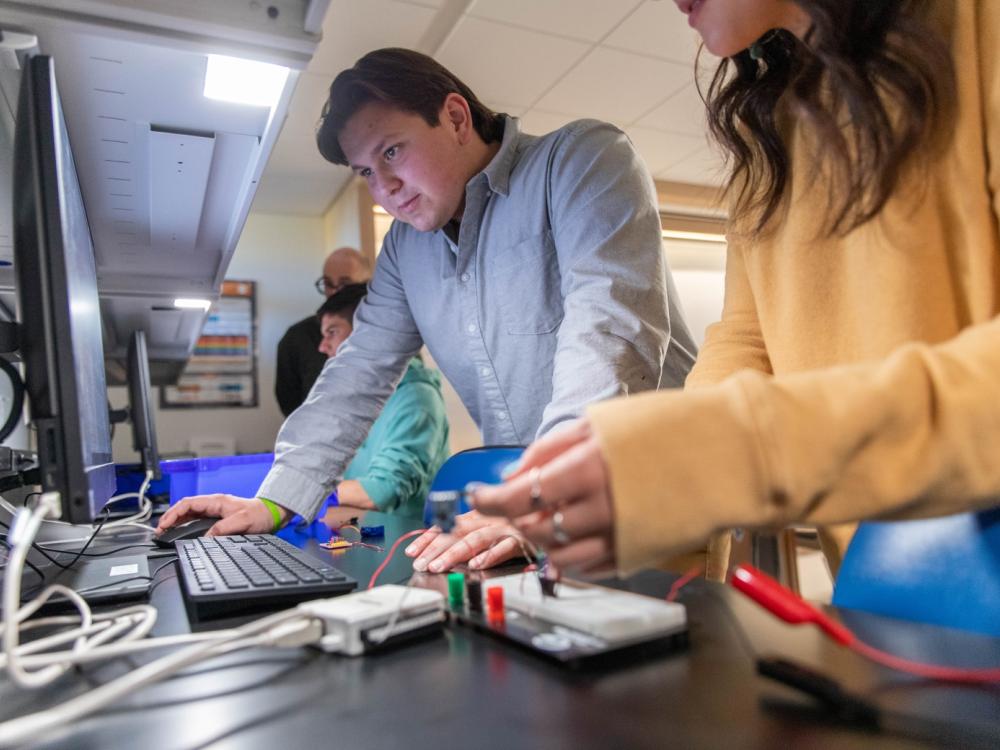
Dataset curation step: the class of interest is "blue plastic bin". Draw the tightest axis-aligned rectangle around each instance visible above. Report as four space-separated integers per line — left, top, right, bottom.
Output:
160 453 276 504
159 453 337 521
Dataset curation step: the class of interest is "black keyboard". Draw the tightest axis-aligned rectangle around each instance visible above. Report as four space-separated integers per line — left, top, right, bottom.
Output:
175 534 356 620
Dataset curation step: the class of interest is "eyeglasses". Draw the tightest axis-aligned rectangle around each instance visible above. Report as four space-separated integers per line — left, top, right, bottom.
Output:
315 277 343 296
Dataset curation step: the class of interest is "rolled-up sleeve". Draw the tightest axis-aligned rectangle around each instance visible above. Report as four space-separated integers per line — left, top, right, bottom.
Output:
257 229 423 520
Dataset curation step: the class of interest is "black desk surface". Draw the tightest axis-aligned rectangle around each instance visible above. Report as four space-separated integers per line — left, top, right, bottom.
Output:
2 508 998 749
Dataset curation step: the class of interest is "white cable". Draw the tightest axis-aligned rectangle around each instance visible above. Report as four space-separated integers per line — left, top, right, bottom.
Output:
0 631 237 670
0 611 322 747
100 471 154 530
1 493 161 689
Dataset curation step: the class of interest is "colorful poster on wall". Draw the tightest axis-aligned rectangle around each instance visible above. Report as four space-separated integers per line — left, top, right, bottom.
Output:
160 280 258 408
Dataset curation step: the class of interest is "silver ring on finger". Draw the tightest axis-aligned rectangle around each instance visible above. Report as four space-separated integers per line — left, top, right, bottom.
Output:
551 510 571 546
529 466 545 511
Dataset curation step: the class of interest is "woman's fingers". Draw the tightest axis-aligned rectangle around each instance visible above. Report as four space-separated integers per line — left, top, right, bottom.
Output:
504 419 592 481
513 492 613 548
474 435 606 519
545 535 615 577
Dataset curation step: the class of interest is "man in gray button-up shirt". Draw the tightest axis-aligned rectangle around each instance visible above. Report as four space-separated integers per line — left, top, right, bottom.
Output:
156 48 696 566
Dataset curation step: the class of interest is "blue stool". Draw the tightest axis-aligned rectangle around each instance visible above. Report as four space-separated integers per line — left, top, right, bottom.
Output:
832 508 1000 636
422 446 524 528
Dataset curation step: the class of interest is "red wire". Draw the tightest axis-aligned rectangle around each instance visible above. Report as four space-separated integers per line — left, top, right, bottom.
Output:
848 638 1000 684
666 565 704 603
367 529 426 590
731 564 1000 684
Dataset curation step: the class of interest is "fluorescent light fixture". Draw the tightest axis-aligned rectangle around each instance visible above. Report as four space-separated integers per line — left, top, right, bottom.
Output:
204 54 289 108
174 298 212 311
662 229 727 244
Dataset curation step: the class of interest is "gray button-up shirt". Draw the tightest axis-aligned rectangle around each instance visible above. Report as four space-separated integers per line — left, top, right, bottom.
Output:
258 116 697 520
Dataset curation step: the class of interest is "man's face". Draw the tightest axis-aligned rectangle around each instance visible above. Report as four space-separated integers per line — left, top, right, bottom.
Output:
320 254 367 298
339 98 471 233
318 313 353 358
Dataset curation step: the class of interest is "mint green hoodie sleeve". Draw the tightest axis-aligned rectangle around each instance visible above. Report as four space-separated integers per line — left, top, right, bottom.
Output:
345 361 450 514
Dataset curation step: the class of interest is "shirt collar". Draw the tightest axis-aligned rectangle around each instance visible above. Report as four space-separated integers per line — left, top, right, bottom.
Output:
479 115 521 197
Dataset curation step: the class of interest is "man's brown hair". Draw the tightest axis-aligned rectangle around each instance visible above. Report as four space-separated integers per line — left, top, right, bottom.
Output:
316 48 505 166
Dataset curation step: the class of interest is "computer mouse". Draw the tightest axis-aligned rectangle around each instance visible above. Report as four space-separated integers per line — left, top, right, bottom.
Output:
153 517 223 548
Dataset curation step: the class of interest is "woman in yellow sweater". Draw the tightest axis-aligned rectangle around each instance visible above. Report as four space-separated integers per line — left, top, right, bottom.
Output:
472 0 1000 579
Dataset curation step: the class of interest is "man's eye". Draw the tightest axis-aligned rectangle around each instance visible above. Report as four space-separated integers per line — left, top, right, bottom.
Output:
384 145 398 161
359 167 372 178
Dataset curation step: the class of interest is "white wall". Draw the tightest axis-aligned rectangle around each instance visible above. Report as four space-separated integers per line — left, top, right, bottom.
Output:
323 178 363 252
663 239 726 347
110 212 327 461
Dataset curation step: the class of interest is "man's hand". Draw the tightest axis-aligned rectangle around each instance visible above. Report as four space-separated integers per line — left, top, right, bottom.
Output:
403 510 528 573
155 494 288 537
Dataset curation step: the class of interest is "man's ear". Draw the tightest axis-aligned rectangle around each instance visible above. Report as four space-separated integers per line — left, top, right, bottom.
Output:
440 92 474 144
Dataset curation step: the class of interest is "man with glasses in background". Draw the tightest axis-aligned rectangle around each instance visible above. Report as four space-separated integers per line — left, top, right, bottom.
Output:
274 246 371 416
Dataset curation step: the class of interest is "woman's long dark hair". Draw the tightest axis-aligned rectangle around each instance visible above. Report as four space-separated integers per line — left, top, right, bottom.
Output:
704 0 955 236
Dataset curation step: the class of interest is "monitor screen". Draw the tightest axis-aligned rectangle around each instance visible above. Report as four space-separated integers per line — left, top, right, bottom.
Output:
13 55 116 523
127 330 161 480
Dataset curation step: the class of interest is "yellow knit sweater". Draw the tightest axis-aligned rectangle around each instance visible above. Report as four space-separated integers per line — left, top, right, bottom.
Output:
589 0 1000 575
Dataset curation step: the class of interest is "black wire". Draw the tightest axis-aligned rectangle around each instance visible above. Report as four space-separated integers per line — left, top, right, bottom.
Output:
52 507 112 571
0 518 75 570
149 571 177 595
0 356 24 443
35 542 157 559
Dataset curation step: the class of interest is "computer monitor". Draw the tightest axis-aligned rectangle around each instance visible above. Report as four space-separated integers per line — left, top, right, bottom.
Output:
13 55 116 524
127 330 161 481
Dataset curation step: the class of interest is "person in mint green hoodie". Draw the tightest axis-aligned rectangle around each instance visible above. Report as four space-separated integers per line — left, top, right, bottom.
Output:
316 283 449 516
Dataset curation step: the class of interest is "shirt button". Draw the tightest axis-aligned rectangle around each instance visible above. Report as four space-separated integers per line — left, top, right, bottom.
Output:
460 272 471 283
480 366 490 377
496 411 507 421
467 323 477 334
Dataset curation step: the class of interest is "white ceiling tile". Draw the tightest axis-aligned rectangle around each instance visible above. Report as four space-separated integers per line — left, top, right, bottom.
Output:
437 17 589 108
467 0 639 43
603 0 712 66
517 109 578 137
658 143 727 187
635 83 708 137
307 0 439 76
535 46 689 125
625 126 705 175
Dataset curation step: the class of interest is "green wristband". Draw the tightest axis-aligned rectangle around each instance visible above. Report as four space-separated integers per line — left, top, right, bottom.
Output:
258 497 283 532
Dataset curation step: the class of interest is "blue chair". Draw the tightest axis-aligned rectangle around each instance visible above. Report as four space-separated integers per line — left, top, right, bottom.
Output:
832 508 1000 637
422 446 524 528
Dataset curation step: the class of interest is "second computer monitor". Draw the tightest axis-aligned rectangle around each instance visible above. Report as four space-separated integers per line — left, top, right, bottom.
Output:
127 330 161 480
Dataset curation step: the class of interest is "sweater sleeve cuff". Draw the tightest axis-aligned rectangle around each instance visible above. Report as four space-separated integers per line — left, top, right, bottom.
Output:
256 463 330 521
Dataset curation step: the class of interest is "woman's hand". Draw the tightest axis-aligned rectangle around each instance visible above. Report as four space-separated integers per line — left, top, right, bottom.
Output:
471 419 617 575
403 510 528 573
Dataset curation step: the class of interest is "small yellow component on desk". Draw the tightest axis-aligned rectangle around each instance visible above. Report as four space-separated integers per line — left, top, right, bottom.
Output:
322 539 354 550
